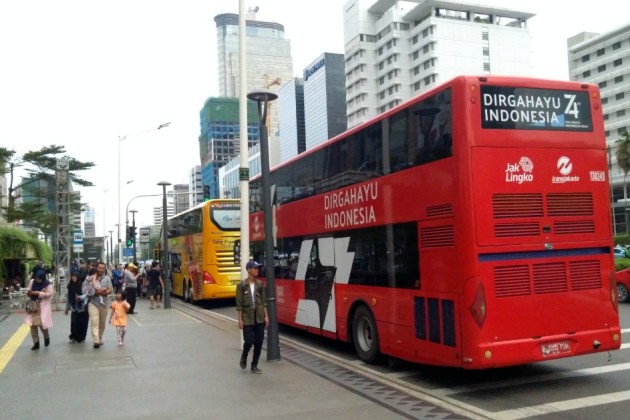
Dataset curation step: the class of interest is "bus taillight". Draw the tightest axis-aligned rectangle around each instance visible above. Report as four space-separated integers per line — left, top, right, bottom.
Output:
469 279 487 327
203 271 216 284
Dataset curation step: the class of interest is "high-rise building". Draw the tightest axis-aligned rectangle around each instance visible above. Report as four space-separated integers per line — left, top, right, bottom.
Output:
153 202 174 226
172 184 190 214
304 53 347 150
189 165 203 207
567 23 630 234
198 97 260 199
214 9 294 141
84 205 95 238
278 78 306 163
343 0 534 127
218 144 261 199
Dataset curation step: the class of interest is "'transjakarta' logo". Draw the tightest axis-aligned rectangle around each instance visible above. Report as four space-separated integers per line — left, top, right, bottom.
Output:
552 156 579 183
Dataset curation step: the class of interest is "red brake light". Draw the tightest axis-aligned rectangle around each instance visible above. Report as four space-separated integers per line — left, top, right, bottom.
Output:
469 279 487 327
203 271 216 284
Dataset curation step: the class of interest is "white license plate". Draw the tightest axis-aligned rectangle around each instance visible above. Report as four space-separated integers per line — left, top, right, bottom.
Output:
541 341 571 357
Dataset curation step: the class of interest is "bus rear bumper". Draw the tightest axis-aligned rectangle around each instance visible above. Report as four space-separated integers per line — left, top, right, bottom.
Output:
200 285 237 300
462 327 622 369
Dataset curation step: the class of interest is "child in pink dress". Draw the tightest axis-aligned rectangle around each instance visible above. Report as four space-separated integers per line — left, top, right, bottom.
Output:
109 291 131 345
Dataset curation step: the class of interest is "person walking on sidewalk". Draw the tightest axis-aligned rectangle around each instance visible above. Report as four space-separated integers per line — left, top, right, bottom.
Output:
109 291 131 346
65 271 89 343
236 261 269 374
111 264 123 294
84 261 112 348
24 270 54 351
147 261 164 309
123 263 141 314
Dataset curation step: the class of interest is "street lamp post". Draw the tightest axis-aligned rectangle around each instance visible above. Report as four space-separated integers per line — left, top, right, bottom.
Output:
158 181 172 309
114 224 120 264
247 89 280 362
108 230 114 266
130 210 138 264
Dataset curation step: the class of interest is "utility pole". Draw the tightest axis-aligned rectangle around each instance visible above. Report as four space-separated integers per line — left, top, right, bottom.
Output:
55 157 71 311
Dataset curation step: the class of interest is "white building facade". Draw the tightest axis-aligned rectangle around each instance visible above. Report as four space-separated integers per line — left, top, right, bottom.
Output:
188 165 203 207
567 24 630 233
343 0 534 127
278 78 305 163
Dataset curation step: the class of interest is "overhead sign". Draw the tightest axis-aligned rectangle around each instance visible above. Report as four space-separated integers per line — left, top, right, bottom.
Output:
73 229 83 253
139 227 151 243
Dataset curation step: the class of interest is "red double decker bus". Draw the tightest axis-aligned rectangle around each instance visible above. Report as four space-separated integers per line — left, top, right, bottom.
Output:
249 75 621 369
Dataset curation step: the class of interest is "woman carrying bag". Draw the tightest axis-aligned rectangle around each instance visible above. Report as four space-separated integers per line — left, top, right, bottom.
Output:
25 269 54 351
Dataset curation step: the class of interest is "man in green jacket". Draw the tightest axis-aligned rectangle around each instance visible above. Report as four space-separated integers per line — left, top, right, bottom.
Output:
236 261 269 374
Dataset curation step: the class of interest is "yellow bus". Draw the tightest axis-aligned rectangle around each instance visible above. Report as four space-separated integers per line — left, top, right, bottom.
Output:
156 199 241 302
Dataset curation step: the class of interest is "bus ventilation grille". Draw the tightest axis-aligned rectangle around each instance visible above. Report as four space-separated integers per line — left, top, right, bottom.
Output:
426 204 453 218
494 222 540 237
493 194 543 218
494 260 601 297
492 192 594 237
547 193 593 216
420 225 454 248
413 297 456 347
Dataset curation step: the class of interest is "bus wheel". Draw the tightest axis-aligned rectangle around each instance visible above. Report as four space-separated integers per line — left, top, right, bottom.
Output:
187 281 193 303
182 280 189 303
618 283 630 303
352 305 382 364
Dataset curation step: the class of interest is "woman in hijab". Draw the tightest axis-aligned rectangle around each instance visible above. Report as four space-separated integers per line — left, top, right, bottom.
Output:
25 269 54 350
65 271 89 343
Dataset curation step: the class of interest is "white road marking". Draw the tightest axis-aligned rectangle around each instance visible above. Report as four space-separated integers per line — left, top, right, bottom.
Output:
493 390 630 419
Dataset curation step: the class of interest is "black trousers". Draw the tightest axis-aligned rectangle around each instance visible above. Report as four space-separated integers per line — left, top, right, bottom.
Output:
241 322 265 368
126 287 137 313
70 310 89 342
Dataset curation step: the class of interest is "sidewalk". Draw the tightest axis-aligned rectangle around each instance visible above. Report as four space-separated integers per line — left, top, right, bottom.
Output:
0 297 402 420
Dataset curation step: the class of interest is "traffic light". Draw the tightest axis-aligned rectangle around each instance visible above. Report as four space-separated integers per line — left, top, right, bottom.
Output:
203 185 210 202
126 226 136 247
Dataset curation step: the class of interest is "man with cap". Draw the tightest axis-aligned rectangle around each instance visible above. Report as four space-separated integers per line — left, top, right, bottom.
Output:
236 260 269 374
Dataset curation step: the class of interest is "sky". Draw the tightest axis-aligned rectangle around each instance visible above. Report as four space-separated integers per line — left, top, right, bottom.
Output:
0 0 627 233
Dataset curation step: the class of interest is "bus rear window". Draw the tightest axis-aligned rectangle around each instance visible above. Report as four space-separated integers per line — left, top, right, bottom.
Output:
210 203 241 231
481 86 592 131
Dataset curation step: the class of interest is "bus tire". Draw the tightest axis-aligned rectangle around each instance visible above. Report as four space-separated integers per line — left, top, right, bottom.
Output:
352 305 382 364
187 280 193 303
183 280 189 303
618 283 630 303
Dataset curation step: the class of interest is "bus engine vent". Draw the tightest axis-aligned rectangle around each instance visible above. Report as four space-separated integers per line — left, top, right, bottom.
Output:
426 204 453 218
494 265 531 297
553 220 595 234
420 225 454 248
533 262 567 294
494 222 540 237
569 260 601 290
493 193 543 218
547 193 593 216
494 261 600 297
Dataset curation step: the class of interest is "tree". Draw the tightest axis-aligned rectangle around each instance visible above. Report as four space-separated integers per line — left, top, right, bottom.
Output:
0 145 95 231
616 131 630 201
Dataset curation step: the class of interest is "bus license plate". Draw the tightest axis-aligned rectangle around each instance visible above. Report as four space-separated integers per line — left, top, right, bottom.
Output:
541 341 571 357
